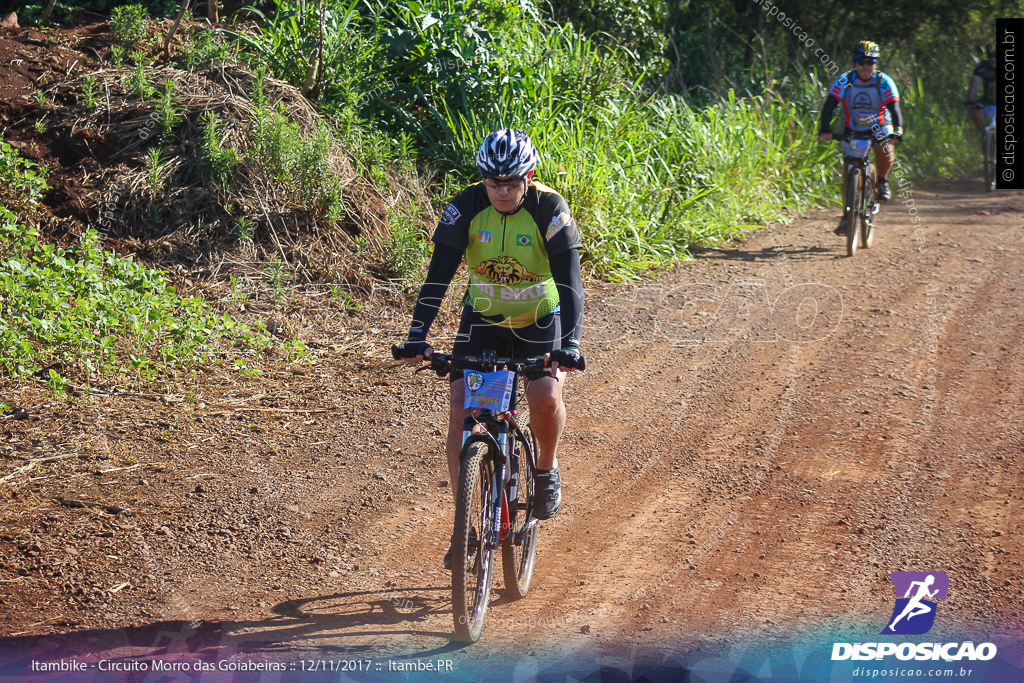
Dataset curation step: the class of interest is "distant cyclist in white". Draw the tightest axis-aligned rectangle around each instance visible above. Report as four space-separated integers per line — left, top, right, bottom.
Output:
888 574 939 631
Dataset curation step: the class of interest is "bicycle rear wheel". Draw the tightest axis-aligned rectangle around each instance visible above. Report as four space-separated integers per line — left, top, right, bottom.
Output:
860 164 876 249
452 440 495 643
502 425 539 599
845 169 861 257
985 131 996 192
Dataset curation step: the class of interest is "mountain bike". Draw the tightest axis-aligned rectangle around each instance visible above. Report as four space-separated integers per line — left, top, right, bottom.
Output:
833 131 883 257
390 347 584 642
966 102 997 192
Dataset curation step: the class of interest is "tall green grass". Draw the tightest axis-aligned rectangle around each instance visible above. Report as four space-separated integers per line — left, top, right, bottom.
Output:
388 21 836 280
228 0 986 282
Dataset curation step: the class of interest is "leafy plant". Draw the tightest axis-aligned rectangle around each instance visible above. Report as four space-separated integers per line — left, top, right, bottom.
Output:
144 147 167 193
328 285 362 313
126 58 154 99
384 200 430 281
81 75 99 113
34 89 48 107
0 139 50 209
33 119 48 134
198 111 239 190
249 105 344 217
219 0 375 105
236 216 255 242
178 30 233 71
111 4 149 49
110 45 126 66
265 258 291 305
155 78 180 140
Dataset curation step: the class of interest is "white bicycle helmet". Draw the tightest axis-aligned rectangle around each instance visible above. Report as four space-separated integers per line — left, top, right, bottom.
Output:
475 129 538 177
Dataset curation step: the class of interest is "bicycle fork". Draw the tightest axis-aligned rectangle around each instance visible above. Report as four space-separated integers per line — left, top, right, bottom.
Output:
461 417 511 550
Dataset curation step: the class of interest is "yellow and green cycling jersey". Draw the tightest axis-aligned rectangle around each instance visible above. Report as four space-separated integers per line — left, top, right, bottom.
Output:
433 180 582 329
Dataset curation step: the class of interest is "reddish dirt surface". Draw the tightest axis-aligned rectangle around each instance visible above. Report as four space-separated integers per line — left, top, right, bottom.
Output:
2 174 1023 675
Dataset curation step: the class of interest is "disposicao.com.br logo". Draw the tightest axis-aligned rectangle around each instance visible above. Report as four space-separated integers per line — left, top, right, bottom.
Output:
831 571 998 662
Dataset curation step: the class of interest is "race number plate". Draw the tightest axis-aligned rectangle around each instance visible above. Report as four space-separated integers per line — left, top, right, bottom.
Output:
463 370 515 411
847 138 871 158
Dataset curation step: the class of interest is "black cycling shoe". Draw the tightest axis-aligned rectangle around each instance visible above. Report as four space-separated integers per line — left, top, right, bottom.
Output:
533 468 562 520
443 526 478 571
876 178 891 202
834 217 848 236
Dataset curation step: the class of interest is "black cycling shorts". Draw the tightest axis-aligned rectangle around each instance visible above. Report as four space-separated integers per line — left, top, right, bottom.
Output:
450 307 560 380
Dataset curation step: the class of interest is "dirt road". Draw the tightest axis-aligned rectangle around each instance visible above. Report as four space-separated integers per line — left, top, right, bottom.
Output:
2 178 1023 679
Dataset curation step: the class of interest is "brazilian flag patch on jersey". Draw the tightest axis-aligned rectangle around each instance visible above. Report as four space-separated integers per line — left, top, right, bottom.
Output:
516 234 532 247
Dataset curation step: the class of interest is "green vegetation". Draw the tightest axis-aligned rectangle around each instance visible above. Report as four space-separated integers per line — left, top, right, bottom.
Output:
248 103 344 220
155 79 181 140
0 140 49 210
80 75 99 113
144 147 167 193
2 0 1018 391
177 30 235 71
110 4 148 49
207 0 1012 279
384 201 431 281
0 210 270 390
0 141 268 390
198 111 240 190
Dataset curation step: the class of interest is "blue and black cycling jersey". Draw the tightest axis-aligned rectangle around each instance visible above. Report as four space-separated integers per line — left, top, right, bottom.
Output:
972 60 997 106
819 70 903 134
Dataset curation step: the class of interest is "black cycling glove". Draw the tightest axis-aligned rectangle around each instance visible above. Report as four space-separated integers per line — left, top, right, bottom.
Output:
395 340 432 360
549 345 583 370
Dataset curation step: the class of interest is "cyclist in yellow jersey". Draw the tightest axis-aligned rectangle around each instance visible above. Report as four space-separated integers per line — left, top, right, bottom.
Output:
395 129 584 569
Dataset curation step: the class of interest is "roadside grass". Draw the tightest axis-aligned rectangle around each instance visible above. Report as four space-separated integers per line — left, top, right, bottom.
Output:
0 209 272 391
0 140 270 391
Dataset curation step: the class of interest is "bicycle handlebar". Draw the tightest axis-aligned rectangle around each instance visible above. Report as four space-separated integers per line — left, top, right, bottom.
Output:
390 346 586 373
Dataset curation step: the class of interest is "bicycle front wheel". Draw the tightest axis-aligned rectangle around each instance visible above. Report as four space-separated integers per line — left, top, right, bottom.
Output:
502 425 539 599
860 164 876 249
845 170 861 257
452 440 496 643
985 131 996 192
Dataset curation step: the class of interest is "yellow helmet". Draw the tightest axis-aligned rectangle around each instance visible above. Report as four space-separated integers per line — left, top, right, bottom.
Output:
854 40 880 61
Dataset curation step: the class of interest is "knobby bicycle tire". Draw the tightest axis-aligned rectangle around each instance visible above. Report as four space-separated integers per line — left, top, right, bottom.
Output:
983 131 991 192
502 425 539 599
452 440 495 643
845 170 861 257
860 164 876 250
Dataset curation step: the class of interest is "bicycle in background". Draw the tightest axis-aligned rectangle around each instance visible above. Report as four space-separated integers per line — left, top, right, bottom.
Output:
966 102 997 192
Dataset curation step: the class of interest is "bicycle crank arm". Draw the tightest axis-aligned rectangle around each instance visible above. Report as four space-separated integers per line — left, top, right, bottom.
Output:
513 519 538 546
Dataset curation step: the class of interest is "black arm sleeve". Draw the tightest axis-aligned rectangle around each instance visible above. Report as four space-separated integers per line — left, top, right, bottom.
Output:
886 100 903 129
549 248 583 348
819 97 839 132
407 243 463 342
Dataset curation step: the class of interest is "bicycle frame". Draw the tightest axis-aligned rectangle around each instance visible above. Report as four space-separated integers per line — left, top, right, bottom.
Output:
459 361 537 549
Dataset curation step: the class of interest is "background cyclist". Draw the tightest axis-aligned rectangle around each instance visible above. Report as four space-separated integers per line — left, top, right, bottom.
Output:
395 129 584 569
967 41 997 134
819 40 904 236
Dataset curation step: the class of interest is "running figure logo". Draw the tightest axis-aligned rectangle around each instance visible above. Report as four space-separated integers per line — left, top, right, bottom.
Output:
881 572 949 635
